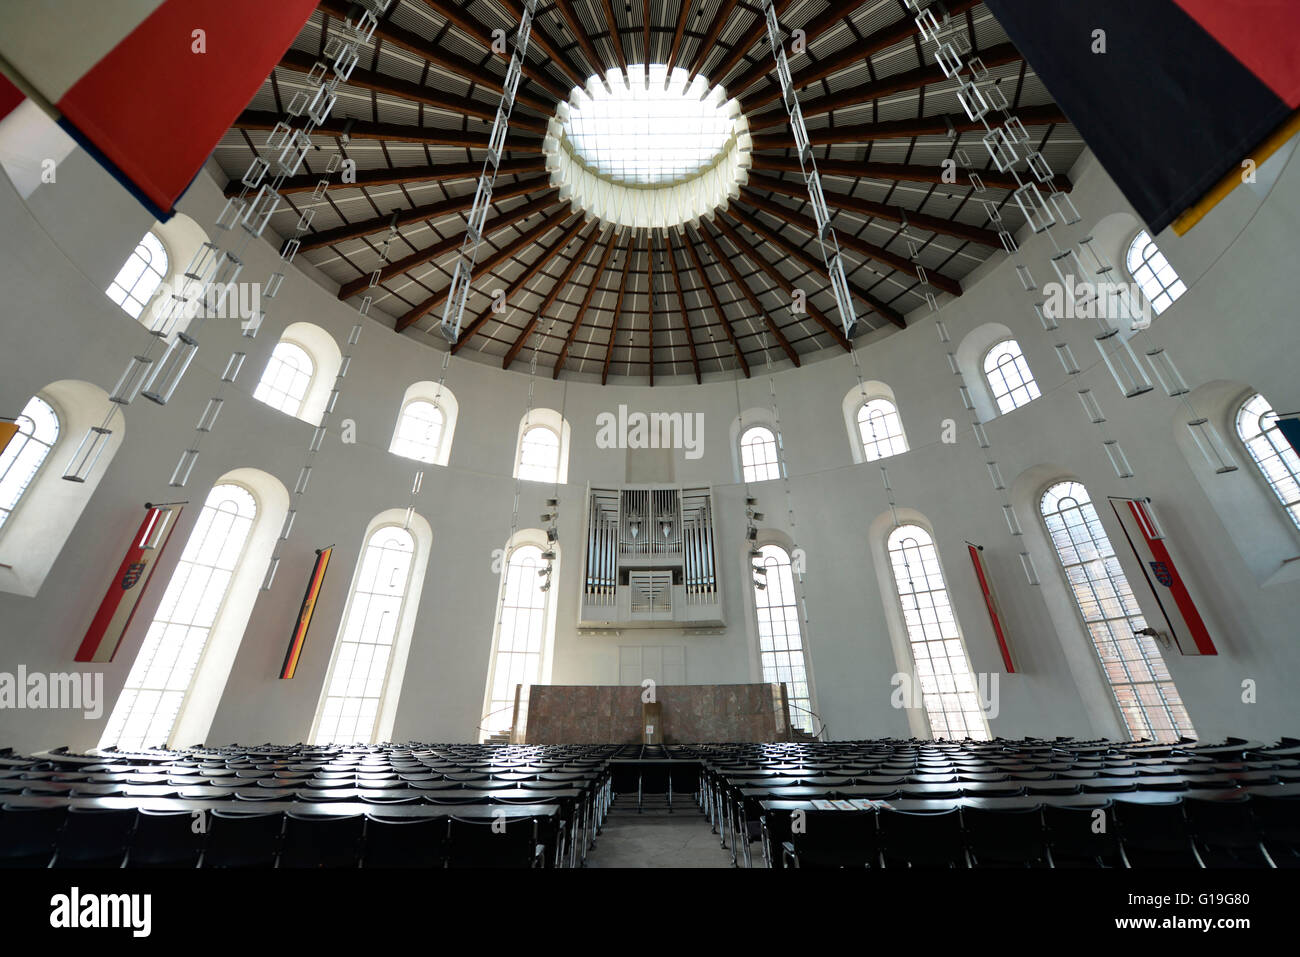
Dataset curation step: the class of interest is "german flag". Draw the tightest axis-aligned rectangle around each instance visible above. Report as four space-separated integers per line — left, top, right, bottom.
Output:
281 547 333 680
985 0 1300 234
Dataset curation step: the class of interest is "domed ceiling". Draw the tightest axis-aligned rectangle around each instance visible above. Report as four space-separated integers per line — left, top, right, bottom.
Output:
214 0 1083 383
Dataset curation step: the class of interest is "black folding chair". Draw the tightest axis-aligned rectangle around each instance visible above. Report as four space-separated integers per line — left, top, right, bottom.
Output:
963 805 1049 867
127 808 205 867
51 806 136 868
201 809 283 868
879 807 967 867
0 803 66 867
278 811 364 867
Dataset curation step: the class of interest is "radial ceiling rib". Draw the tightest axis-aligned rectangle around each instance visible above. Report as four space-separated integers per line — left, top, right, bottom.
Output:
338 194 562 300
447 216 590 351
686 0 740 83
398 207 580 332
666 0 693 71
744 173 1000 247
303 176 553 251
680 226 750 377
276 49 547 133
414 0 575 97
502 223 607 369
744 43 1023 129
749 104 1067 149
552 0 607 75
742 0 983 111
707 0 793 87
738 192 964 297
223 158 546 197
695 223 800 368
554 232 621 378
602 234 637 385
493 0 588 86
599 0 628 71
661 231 701 384
317 0 555 115
642 1 652 63
233 110 546 150
749 155 1072 194
726 205 906 329
709 215 851 352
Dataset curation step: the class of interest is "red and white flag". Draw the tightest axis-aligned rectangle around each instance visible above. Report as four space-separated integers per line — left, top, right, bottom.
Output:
75 506 182 663
968 543 1016 673
1109 497 1217 656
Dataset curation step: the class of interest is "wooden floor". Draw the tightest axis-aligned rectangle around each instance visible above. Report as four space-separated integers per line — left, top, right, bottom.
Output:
585 795 740 868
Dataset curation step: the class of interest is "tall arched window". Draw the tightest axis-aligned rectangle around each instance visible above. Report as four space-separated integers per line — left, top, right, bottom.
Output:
1040 481 1195 742
857 398 907 461
1235 392 1300 531
887 524 989 740
518 426 560 483
253 341 314 418
482 543 553 741
740 425 781 482
1126 229 1186 316
752 544 813 734
983 339 1040 414
99 483 258 751
0 395 59 535
312 525 417 745
106 231 169 320
390 400 445 464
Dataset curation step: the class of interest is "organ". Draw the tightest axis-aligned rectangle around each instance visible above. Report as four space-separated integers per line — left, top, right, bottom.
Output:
579 484 723 631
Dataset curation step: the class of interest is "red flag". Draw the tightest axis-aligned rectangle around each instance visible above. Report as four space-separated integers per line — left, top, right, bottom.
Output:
968 543 1016 673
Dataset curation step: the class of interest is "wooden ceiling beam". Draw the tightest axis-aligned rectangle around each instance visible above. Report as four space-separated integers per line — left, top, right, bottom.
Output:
750 104 1067 150
744 43 1022 125
317 0 554 115
666 0 692 71
494 0 589 87
502 224 606 369
686 0 740 83
662 231 701 384
707 0 794 87
709 215 851 351
338 195 561 300
602 234 637 385
552 0 606 75
553 231 621 378
402 209 580 333
738 191 964 297
277 49 547 134
303 177 553 251
680 226 750 377
598 0 628 71
749 154 1073 194
727 204 906 328
744 173 1000 247
233 110 545 150
696 224 800 368
414 0 573 98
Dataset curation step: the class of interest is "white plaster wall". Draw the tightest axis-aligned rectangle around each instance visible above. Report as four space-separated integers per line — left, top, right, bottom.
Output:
1 139 1298 753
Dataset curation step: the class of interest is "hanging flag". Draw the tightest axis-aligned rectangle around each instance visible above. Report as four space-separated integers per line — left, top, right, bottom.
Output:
280 546 332 680
1108 497 1217 656
75 505 182 662
984 0 1300 235
0 0 317 219
1273 413 1300 460
967 543 1016 673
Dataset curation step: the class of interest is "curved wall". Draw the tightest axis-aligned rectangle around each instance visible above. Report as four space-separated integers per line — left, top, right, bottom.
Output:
1 141 1298 752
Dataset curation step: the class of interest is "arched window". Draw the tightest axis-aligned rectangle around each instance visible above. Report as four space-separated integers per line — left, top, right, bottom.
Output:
312 525 417 745
886 524 989 740
752 544 814 734
253 341 314 418
106 231 168 320
1040 481 1195 742
740 426 781 482
390 400 445 464
1126 229 1186 316
0 395 59 535
1235 392 1300 531
518 426 560 483
857 398 907 461
482 542 554 741
983 339 1040 414
99 483 259 751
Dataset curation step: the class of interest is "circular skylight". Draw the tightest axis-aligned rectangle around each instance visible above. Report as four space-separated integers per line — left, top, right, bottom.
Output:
543 64 752 230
